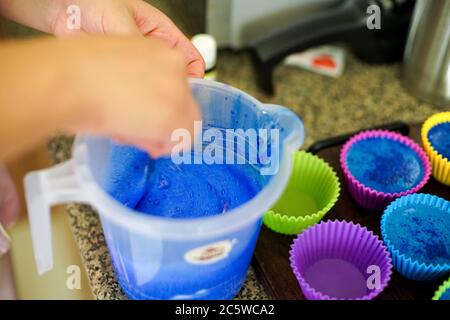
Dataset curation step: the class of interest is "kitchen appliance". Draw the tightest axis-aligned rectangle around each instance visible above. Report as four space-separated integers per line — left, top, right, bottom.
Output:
402 0 450 107
206 0 338 49
249 0 415 94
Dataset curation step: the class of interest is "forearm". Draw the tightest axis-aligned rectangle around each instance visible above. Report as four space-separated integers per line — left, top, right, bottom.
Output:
0 38 81 161
0 0 64 34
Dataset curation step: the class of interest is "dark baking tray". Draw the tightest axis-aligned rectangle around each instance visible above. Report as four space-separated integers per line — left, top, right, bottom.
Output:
252 122 450 300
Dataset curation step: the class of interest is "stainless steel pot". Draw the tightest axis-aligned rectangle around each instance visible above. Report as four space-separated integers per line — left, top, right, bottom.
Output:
402 0 450 107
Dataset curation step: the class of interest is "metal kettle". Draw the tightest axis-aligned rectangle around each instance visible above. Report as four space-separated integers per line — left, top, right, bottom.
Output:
402 0 450 107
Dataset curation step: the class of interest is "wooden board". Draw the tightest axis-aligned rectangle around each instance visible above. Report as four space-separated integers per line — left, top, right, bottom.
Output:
253 123 450 300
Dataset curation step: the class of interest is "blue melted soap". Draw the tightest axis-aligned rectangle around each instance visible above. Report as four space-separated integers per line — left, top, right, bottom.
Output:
102 145 150 208
385 203 450 266
346 138 424 193
103 143 263 218
428 122 450 160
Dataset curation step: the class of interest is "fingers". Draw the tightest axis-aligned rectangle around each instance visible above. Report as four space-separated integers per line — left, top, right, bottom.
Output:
112 80 201 159
174 36 205 78
134 46 201 157
100 5 142 36
111 135 170 159
132 1 205 78
139 94 201 158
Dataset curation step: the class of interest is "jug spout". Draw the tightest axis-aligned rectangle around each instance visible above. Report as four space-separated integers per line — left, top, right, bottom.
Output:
259 104 305 153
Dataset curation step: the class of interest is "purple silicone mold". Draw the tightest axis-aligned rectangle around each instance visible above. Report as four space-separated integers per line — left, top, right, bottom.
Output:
340 130 431 210
289 220 392 300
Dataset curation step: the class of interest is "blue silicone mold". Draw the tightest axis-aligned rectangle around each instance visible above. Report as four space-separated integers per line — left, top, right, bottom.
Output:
380 193 450 281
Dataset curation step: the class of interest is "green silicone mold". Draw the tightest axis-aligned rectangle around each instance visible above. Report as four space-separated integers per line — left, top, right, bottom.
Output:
433 277 450 300
264 151 340 235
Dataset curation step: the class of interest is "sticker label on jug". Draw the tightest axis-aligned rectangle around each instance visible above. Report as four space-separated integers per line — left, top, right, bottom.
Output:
184 239 236 265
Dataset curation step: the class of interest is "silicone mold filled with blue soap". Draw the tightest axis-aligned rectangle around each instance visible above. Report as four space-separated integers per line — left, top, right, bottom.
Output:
384 202 450 266
345 138 424 193
428 122 450 160
381 194 450 281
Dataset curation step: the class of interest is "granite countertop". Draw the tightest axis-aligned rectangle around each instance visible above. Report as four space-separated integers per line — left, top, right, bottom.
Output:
48 51 447 300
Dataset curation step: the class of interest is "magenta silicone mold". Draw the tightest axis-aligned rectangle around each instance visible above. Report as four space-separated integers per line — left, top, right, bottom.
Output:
289 220 393 300
339 130 431 211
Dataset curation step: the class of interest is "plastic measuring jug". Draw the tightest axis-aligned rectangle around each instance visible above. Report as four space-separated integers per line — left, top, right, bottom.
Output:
24 78 304 299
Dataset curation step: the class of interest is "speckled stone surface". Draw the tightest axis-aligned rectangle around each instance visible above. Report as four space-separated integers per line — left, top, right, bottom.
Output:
48 51 447 300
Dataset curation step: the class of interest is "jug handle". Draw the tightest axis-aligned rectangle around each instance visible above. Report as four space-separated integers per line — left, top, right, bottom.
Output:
260 104 305 152
24 159 88 275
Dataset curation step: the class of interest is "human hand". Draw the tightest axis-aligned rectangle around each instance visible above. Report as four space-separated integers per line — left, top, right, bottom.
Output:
51 0 204 78
64 36 200 158
0 1 203 158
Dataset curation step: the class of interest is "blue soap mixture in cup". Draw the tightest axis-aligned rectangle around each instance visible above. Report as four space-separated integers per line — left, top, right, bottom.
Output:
384 202 450 266
346 138 424 193
428 122 450 160
135 158 262 218
103 143 264 218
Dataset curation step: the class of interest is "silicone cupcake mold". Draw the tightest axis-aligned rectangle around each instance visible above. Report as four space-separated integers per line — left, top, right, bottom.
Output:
422 112 450 186
264 151 340 235
381 193 450 281
289 220 392 300
340 130 430 210
433 277 450 300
